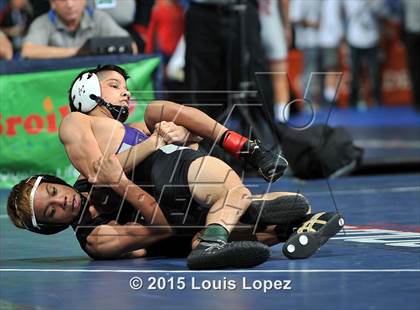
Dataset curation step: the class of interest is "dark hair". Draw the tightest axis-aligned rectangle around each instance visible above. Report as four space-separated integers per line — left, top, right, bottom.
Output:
7 175 74 235
68 64 130 112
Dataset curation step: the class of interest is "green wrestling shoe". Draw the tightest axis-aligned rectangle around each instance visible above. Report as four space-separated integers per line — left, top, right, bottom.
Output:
282 212 345 259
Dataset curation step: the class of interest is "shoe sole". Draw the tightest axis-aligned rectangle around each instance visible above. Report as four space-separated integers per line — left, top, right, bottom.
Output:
230 241 271 268
247 195 309 226
187 241 270 270
282 214 344 259
257 156 288 183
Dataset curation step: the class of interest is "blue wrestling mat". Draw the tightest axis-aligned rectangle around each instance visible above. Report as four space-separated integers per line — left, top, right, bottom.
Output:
1 174 419 310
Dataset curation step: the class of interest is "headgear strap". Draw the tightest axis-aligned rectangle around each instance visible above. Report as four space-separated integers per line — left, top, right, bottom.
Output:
28 176 43 230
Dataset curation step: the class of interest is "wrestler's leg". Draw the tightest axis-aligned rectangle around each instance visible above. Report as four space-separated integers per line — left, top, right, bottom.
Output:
186 156 270 269
189 194 344 261
188 161 308 232
188 156 252 233
144 101 288 182
190 191 311 249
251 193 344 259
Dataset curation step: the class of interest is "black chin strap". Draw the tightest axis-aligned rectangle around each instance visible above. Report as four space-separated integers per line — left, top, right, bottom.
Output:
89 94 129 123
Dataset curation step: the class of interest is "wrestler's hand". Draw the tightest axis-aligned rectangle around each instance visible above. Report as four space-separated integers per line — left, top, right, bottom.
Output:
149 130 167 150
89 153 128 185
155 121 189 144
155 121 202 144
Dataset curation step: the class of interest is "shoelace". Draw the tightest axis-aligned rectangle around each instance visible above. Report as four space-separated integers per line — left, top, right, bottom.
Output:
201 240 227 252
297 212 327 234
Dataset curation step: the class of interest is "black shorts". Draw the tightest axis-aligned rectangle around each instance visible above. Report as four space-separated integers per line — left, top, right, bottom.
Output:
133 146 209 228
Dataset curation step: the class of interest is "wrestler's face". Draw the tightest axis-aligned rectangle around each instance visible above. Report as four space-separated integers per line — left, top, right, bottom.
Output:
33 183 81 225
98 70 131 109
51 0 86 25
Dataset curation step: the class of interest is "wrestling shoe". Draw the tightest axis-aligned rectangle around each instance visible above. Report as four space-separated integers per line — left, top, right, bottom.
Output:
241 139 288 182
187 240 270 270
282 212 344 259
240 194 310 226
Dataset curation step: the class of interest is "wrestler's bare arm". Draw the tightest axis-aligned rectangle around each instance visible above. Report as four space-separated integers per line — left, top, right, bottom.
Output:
68 150 173 260
114 133 166 173
91 154 171 227
144 100 228 142
59 113 105 180
59 113 163 176
84 155 173 260
85 223 170 259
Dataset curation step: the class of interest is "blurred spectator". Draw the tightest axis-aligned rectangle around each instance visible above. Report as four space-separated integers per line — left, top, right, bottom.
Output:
132 0 155 53
166 35 186 82
259 0 291 123
88 0 142 52
401 0 420 112
185 0 276 147
145 0 184 64
289 0 321 103
0 29 13 59
88 0 136 27
21 0 135 59
318 0 344 104
0 0 32 55
343 0 387 109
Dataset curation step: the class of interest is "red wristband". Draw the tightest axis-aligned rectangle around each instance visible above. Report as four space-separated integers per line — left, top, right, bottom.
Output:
221 130 248 159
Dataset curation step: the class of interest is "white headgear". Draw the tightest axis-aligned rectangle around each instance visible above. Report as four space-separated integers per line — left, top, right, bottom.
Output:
70 72 101 113
28 176 43 230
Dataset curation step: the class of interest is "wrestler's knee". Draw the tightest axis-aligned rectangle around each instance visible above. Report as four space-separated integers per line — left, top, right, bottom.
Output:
227 185 252 212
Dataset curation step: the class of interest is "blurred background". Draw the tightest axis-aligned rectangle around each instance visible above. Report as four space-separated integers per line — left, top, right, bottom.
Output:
0 2 419 309
0 0 419 185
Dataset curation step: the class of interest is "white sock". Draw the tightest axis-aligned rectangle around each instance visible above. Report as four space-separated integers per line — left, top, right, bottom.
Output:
324 87 336 102
275 103 290 123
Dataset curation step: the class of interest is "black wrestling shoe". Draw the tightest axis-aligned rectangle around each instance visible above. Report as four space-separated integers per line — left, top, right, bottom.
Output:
241 139 288 182
187 240 270 270
282 212 345 259
241 194 310 226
